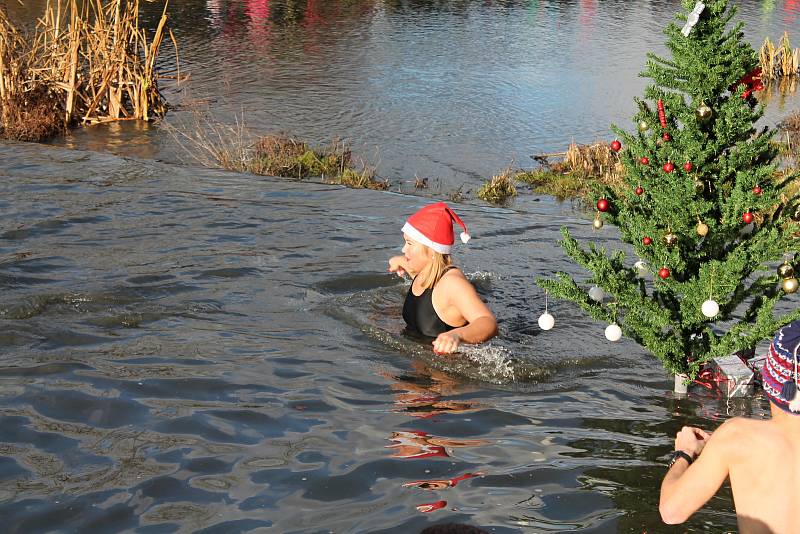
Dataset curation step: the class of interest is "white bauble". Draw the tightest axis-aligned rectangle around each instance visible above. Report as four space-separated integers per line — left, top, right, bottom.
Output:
538 312 555 331
588 285 605 302
605 323 622 341
633 260 648 276
701 299 719 318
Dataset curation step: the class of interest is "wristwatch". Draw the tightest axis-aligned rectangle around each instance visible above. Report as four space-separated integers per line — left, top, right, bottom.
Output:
668 450 694 468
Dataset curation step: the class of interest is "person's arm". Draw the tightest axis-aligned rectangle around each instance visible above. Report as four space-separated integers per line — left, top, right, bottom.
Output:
388 255 410 277
432 274 497 354
659 422 734 524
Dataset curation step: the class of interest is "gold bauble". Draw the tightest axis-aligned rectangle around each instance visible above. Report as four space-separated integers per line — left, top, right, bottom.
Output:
783 277 799 294
694 180 704 194
778 261 795 279
696 102 712 121
663 232 679 248
593 215 603 229
696 222 709 237
638 120 650 132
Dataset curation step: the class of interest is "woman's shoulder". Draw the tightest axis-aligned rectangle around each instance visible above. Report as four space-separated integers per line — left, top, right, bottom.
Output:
436 266 471 289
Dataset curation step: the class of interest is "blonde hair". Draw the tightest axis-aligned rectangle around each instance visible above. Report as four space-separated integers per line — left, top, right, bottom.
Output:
417 251 453 290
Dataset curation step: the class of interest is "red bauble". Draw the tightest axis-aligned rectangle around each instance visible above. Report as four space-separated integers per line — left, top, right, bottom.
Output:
659 267 671 280
742 211 754 224
596 198 610 212
683 161 693 172
610 140 622 152
635 185 644 195
640 156 649 165
662 132 672 141
753 185 762 195
643 236 653 246
663 161 675 173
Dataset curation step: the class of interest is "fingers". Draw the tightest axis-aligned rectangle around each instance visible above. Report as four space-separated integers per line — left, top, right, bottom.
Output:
432 333 460 354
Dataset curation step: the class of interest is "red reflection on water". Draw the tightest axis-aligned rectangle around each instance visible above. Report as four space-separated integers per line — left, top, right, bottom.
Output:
386 430 486 459
786 0 799 23
416 500 447 513
402 471 483 490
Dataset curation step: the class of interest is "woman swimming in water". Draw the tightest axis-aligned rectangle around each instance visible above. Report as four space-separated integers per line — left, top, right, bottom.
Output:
388 202 497 354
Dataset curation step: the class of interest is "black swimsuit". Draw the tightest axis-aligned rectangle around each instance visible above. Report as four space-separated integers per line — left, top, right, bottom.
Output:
402 267 460 338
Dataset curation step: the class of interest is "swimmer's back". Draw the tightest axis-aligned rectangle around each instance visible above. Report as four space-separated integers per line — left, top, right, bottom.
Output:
717 417 800 534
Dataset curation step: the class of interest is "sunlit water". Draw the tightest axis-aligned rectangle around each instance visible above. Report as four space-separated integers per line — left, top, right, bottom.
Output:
1 0 799 532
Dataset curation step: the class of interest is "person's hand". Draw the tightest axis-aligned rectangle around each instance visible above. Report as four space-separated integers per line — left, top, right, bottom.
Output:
433 331 461 354
674 426 711 458
388 256 406 278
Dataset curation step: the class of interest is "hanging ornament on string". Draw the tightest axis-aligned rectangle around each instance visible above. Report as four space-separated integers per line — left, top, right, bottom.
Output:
596 198 610 212
638 120 650 133
753 184 762 195
696 101 712 122
663 161 675 173
538 291 555 330
589 285 605 302
701 266 719 318
779 255 799 294
605 323 623 342
696 218 709 237
634 260 648 276
639 156 649 165
662 132 672 142
659 267 671 279
593 212 604 229
742 211 754 224
643 236 653 246
694 179 705 194
657 99 667 128
635 185 644 196
610 140 622 152
683 161 693 172
663 231 678 248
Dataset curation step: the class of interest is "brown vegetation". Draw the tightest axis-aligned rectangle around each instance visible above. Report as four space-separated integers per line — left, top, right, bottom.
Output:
0 0 174 142
760 32 800 80
477 167 517 204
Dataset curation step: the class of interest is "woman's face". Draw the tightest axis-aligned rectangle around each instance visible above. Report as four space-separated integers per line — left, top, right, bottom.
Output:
402 234 432 275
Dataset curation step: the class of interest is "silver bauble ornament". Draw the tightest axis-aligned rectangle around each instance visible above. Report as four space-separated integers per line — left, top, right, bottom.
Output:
778 261 795 279
588 286 605 302
605 323 622 342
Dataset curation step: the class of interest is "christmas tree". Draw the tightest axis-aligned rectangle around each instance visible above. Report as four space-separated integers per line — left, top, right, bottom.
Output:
537 0 800 378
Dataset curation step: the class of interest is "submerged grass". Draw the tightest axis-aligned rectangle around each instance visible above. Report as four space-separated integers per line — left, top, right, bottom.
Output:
165 109 386 189
477 167 517 204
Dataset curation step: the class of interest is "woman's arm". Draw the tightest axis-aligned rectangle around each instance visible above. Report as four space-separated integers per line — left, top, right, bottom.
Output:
388 255 411 277
432 273 497 353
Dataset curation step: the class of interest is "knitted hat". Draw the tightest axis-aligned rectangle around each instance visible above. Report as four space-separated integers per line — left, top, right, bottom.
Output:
401 202 470 254
763 320 800 413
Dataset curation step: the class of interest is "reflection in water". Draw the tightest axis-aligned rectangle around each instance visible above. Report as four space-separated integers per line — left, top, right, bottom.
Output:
385 362 481 418
402 472 482 490
386 430 486 459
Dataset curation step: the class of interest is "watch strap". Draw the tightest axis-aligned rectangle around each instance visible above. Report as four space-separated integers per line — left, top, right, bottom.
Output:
668 450 694 468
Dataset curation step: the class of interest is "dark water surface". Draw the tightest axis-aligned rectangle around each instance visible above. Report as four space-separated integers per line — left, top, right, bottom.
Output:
2 0 800 532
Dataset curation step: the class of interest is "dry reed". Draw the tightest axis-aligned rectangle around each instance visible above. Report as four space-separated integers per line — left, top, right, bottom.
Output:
0 0 173 141
760 32 800 80
477 167 517 204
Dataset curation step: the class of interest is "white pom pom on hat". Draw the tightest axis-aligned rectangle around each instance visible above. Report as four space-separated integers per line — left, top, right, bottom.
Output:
401 202 471 254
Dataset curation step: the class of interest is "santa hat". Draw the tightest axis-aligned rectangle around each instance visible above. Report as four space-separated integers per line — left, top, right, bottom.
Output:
401 202 470 254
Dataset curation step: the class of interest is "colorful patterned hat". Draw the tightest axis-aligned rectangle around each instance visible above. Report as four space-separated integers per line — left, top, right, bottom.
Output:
763 320 800 413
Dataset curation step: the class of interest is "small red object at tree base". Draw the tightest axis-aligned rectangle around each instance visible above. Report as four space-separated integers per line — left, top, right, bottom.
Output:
659 267 671 279
596 198 610 212
610 140 622 152
643 236 653 246
635 185 644 195
683 161 693 172
742 211 754 224
640 156 649 165
663 161 675 173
